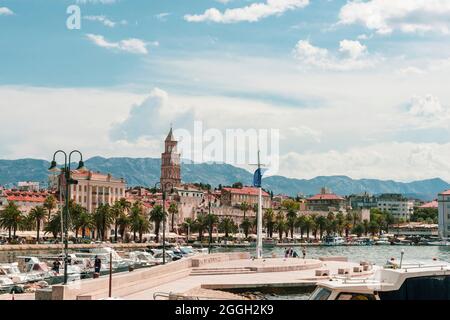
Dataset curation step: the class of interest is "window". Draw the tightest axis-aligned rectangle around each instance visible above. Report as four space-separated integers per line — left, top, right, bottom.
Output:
309 287 332 300
337 293 376 300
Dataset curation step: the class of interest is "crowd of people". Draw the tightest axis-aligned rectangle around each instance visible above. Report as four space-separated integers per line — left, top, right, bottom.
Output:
284 246 307 259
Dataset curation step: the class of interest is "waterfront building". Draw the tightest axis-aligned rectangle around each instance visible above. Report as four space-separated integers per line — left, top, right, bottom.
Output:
306 188 346 212
376 193 414 220
17 181 40 192
0 189 49 214
173 185 205 222
58 169 126 214
160 127 181 188
347 192 378 210
220 186 271 209
419 200 438 209
438 190 450 238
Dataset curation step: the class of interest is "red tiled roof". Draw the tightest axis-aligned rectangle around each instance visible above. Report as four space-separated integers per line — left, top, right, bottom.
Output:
222 187 270 197
5 190 48 203
440 190 450 195
307 193 345 201
419 200 438 208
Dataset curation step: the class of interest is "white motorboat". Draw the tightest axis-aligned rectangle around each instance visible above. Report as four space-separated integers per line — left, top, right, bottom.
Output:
0 276 14 293
127 251 157 267
16 256 81 283
323 236 346 246
0 262 41 284
310 260 450 300
374 237 391 245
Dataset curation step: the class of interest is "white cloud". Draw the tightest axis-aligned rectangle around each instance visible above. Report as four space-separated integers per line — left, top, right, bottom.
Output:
110 88 195 143
339 39 367 59
83 15 125 27
155 12 171 21
279 142 450 182
184 0 309 23
408 94 448 117
86 34 149 55
0 7 13 15
339 0 450 35
292 39 377 71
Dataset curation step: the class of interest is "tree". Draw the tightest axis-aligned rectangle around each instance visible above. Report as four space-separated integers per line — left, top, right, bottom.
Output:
74 209 93 239
117 213 130 242
219 217 237 238
363 219 369 236
335 212 345 236
344 213 353 238
0 202 24 240
232 182 243 189
44 212 61 239
205 213 219 244
194 213 208 242
93 204 112 241
29 206 46 243
111 199 130 242
240 202 251 220
352 223 365 237
149 205 165 243
282 200 300 239
168 203 179 233
303 216 313 241
369 221 379 236
275 212 286 241
69 202 86 239
263 208 275 238
295 215 305 239
43 195 57 222
314 215 328 240
240 218 252 238
181 218 195 243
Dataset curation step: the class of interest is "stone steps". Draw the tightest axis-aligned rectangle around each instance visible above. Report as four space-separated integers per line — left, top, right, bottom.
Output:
190 267 256 276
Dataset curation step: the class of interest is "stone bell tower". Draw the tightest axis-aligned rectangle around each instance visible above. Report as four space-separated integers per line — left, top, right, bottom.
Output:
160 127 181 188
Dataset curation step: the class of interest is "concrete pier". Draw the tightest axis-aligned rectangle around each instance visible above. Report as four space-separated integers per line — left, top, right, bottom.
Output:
1 253 375 300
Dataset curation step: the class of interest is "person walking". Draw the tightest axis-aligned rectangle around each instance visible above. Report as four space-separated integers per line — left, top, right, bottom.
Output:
302 246 306 260
94 255 102 274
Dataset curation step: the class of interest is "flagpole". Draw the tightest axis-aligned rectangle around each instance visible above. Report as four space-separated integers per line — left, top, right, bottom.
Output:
256 149 263 259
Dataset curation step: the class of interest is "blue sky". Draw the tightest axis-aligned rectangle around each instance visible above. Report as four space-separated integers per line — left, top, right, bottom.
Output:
1 0 450 182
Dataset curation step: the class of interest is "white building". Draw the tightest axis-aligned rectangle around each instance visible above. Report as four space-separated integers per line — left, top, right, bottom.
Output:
377 198 414 219
438 190 450 238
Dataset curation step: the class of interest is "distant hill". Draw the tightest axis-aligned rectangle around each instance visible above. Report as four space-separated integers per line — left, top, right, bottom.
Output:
0 157 448 200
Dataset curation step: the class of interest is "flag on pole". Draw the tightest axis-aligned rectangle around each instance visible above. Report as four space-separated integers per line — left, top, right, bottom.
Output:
253 168 262 188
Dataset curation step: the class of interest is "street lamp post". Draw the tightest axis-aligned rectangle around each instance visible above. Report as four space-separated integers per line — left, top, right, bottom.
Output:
154 181 174 265
48 150 85 285
208 196 212 254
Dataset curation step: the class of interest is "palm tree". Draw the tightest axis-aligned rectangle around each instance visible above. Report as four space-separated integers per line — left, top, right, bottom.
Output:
369 221 379 236
194 213 208 242
134 214 152 242
240 202 251 220
263 208 275 238
240 218 252 238
336 212 345 236
70 203 86 240
219 217 237 238
93 204 112 241
0 202 24 240
74 210 94 239
43 195 57 221
363 219 369 236
315 215 328 240
303 215 313 241
44 212 61 239
149 205 165 243
275 212 286 242
111 199 130 242
282 200 300 239
296 215 306 239
353 223 365 237
181 218 195 243
117 213 130 242
205 213 218 244
385 212 394 233
29 206 46 243
344 213 353 237
168 203 179 233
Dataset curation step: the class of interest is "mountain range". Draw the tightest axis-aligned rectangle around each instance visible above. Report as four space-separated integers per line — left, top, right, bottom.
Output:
0 156 449 201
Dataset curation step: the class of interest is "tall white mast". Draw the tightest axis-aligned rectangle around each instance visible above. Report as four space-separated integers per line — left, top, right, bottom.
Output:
256 149 263 259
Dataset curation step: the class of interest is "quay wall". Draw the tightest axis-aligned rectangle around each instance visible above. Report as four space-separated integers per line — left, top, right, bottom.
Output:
42 252 250 300
0 243 154 252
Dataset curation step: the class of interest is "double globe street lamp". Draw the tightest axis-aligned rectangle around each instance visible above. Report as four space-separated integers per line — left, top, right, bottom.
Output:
48 150 85 285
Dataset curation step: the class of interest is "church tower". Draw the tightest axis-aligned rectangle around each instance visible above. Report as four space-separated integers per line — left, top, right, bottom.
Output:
160 127 181 188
